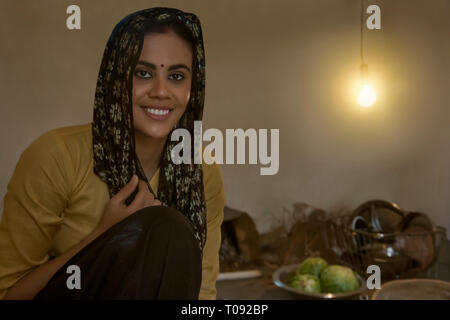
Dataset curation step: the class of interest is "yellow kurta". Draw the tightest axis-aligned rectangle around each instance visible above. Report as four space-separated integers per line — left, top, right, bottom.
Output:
0 123 225 300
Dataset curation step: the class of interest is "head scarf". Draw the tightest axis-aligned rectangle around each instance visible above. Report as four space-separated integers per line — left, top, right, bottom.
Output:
92 7 207 256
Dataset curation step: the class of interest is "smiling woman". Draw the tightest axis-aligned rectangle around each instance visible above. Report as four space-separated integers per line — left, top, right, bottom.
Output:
132 31 193 180
0 7 225 300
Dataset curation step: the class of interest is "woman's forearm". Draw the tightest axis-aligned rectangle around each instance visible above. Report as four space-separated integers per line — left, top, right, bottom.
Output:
4 227 105 300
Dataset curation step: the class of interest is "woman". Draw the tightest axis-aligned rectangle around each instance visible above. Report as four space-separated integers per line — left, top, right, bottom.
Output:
0 7 225 299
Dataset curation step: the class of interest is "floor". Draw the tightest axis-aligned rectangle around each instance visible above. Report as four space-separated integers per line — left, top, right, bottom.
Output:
216 239 450 300
216 265 293 300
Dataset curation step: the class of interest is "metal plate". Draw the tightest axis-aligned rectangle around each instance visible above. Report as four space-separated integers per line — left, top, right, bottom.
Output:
272 263 367 299
371 278 450 300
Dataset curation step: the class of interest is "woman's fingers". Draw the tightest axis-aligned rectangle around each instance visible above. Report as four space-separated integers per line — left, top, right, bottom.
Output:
113 175 138 205
136 180 155 202
97 176 162 232
128 180 158 212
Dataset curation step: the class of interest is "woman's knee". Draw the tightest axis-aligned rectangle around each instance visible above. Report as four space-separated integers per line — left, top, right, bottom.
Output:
125 205 195 236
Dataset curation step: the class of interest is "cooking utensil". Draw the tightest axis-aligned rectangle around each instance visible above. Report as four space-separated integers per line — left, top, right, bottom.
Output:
217 270 263 281
352 200 404 233
371 278 450 300
394 212 437 274
340 243 412 280
272 263 367 299
331 212 446 280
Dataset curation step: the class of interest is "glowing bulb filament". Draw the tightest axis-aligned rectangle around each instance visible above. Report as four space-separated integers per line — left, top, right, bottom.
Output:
358 84 376 107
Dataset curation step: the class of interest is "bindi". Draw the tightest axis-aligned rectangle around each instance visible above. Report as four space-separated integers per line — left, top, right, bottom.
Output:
160 64 164 68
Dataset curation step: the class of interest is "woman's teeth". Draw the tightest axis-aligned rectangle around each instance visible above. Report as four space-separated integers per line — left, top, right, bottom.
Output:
145 108 170 115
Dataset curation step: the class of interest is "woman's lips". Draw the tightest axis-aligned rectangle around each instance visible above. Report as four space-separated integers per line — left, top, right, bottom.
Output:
141 106 173 121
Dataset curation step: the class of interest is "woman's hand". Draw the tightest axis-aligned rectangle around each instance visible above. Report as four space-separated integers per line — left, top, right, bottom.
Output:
4 175 160 300
96 175 161 233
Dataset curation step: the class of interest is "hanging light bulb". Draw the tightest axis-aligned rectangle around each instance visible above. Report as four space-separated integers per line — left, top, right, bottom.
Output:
356 0 376 108
358 84 376 107
358 63 376 107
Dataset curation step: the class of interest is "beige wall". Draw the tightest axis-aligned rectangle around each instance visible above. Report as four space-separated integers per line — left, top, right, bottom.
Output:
1 0 449 237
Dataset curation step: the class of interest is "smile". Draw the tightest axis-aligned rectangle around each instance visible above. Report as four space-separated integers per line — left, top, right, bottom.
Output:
141 106 173 120
146 108 170 115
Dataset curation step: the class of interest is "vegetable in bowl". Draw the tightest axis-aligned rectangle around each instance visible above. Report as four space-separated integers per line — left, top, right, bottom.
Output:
320 265 360 293
286 274 322 293
296 257 328 277
286 257 360 294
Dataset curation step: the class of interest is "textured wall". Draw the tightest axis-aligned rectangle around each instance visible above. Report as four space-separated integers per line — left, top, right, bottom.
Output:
1 0 449 237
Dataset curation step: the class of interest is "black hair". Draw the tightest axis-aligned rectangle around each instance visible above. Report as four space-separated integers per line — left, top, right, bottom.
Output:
143 19 196 56
94 8 208 255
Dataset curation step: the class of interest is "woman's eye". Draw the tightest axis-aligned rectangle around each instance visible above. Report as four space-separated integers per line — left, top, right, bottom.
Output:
135 70 152 78
169 73 184 81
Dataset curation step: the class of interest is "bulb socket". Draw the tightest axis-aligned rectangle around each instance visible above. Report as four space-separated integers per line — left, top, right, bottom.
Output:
360 63 369 80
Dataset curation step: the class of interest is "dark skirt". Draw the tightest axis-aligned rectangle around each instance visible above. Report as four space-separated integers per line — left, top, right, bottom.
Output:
33 205 202 300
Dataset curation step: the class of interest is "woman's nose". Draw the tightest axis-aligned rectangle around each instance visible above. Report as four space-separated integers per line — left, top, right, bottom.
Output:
149 76 169 98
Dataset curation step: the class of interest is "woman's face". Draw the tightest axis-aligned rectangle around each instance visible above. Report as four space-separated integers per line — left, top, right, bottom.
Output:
132 30 193 141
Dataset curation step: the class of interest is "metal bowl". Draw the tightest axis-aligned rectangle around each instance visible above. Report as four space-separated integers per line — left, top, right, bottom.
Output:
352 199 404 233
272 263 367 299
371 278 450 300
340 243 413 280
